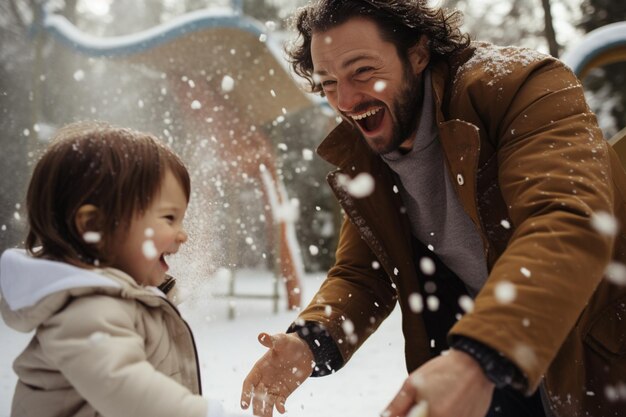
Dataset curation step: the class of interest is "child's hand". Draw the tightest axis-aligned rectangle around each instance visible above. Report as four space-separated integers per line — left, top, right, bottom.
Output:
240 332 314 417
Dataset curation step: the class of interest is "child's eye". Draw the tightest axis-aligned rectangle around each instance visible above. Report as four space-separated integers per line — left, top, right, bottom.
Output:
164 215 175 223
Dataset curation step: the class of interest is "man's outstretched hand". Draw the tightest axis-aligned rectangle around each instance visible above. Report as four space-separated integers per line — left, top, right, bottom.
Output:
382 349 495 417
240 332 314 417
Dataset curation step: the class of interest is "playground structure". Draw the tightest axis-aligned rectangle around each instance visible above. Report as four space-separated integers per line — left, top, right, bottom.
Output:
561 21 626 165
36 7 323 314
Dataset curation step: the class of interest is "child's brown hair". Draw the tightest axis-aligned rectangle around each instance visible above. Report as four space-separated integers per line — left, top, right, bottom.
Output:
25 121 190 267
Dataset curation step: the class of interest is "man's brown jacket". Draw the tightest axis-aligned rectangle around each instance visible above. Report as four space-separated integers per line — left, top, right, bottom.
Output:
297 42 626 417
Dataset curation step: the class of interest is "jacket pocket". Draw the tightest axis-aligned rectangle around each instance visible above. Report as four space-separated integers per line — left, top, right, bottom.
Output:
584 295 626 357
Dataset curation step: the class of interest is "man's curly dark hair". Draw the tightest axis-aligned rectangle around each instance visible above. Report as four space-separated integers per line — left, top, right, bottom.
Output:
286 0 471 95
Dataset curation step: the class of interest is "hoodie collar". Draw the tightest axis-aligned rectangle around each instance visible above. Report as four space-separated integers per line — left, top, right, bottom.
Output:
0 249 125 311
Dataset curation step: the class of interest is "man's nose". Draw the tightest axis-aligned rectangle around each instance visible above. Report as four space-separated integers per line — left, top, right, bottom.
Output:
336 81 363 113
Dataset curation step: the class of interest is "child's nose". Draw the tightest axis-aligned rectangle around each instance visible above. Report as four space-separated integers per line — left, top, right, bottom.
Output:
177 229 188 244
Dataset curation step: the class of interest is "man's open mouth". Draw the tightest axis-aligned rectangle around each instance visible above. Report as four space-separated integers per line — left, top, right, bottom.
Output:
351 106 385 133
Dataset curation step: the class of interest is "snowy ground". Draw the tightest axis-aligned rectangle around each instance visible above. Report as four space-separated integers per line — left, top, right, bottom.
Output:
0 269 407 417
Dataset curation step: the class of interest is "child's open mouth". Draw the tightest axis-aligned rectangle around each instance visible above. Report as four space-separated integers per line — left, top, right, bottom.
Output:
159 254 169 272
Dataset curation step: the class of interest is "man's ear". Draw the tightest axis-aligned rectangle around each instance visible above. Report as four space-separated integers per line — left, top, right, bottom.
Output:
75 204 102 241
408 35 430 74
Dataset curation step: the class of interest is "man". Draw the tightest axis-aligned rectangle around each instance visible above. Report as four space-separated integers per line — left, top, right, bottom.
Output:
240 1 626 417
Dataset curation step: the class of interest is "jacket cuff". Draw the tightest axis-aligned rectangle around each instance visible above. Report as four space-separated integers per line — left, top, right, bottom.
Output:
287 321 344 377
451 336 528 392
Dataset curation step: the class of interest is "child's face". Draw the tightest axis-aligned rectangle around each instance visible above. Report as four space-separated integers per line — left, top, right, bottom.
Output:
111 169 189 287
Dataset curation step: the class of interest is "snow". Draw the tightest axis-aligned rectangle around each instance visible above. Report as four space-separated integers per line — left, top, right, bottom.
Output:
604 262 626 286
221 75 236 92
337 173 375 199
0 270 407 417
374 81 387 92
419 257 435 275
43 7 257 56
82 231 101 243
455 43 545 88
494 281 517 304
561 22 626 76
142 239 158 259
590 210 619 237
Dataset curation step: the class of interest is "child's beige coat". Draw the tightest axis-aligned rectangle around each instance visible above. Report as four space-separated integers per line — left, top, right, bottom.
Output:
0 249 212 417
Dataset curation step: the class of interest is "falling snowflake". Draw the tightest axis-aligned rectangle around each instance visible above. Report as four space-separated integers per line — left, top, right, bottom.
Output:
426 295 439 311
142 239 158 259
190 100 202 110
458 295 474 313
408 293 423 313
374 80 387 92
342 319 357 344
420 257 436 275
495 281 517 304
605 262 626 286
221 75 235 92
590 211 619 236
83 231 101 243
338 173 375 198
275 199 300 223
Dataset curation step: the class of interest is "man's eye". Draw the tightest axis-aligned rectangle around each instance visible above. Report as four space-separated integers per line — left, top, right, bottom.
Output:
321 80 336 87
356 67 374 74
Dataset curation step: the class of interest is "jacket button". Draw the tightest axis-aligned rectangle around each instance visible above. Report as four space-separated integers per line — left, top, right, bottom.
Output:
456 174 465 185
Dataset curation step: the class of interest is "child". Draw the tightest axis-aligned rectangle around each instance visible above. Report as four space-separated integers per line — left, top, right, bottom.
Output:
0 122 233 417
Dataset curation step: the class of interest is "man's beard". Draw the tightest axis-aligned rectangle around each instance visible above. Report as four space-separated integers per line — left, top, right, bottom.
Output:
388 68 424 153
350 67 423 155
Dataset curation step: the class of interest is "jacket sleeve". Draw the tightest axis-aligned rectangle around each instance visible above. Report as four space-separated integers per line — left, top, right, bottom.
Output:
295 214 398 366
449 57 615 393
37 295 212 417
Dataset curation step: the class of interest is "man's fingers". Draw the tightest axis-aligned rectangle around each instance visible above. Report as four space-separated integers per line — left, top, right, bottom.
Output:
382 379 418 417
240 383 252 410
275 396 287 414
251 384 278 417
241 369 262 409
406 401 429 417
258 332 275 349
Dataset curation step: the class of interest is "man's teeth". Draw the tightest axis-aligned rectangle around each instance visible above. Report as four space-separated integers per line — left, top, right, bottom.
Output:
351 107 382 121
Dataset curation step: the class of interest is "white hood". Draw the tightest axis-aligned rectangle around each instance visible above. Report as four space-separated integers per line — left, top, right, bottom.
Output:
0 249 126 332
0 249 121 311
